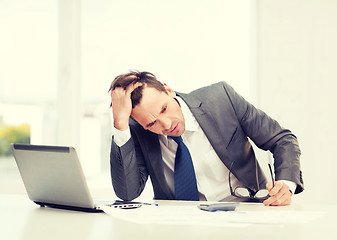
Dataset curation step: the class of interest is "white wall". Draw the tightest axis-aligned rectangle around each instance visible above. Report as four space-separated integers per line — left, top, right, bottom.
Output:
258 0 337 203
57 0 82 152
82 0 255 100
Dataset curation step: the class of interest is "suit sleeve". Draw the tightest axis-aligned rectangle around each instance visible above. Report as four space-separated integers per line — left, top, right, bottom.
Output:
222 82 304 194
110 125 149 201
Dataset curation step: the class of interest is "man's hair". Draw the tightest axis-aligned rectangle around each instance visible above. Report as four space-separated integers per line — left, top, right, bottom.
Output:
109 71 167 108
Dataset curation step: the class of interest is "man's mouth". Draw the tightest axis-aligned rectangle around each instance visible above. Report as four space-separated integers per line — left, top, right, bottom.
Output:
168 123 178 134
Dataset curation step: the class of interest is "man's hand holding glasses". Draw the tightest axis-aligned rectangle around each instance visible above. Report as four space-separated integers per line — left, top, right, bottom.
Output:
263 181 293 206
229 160 294 206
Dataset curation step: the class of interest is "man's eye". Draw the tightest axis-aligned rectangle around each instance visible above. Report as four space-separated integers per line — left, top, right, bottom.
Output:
147 121 156 128
161 106 167 113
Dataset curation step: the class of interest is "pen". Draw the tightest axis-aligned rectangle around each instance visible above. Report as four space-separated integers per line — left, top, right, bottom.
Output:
142 202 159 206
268 163 275 188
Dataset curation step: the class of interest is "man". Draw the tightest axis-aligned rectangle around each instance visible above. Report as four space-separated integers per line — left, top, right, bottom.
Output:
109 71 303 206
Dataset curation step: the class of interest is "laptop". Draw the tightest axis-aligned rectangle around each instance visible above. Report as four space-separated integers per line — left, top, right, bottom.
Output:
11 143 142 212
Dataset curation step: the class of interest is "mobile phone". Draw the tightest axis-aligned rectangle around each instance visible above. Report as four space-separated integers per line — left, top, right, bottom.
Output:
110 200 143 209
198 202 239 212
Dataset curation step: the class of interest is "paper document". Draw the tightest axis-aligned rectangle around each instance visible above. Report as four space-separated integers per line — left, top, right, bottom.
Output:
100 204 323 226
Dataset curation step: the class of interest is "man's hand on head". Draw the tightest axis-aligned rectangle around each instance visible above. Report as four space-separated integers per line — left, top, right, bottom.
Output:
263 181 293 206
110 82 143 131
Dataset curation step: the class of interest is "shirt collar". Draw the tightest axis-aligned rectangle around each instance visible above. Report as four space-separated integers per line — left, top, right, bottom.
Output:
175 96 199 132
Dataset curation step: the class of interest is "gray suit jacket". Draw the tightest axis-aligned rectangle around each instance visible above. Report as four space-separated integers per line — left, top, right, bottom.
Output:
110 81 304 201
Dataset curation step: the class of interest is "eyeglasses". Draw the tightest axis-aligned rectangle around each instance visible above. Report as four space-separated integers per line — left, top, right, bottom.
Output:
228 160 275 201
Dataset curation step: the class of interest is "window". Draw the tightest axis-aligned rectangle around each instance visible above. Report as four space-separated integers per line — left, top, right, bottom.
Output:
0 1 57 188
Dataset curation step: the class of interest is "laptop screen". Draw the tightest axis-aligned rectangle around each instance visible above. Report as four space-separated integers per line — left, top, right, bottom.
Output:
11 144 95 209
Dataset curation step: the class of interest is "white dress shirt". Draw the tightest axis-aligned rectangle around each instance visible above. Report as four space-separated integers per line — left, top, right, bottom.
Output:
112 97 296 201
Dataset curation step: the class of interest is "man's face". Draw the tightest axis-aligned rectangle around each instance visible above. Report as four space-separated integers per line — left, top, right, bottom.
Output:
131 86 185 136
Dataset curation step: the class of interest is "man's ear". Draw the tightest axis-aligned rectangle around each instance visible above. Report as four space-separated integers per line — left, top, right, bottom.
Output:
163 83 176 98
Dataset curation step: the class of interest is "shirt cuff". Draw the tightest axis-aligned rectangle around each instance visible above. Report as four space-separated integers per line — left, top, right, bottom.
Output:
112 126 131 147
281 180 297 195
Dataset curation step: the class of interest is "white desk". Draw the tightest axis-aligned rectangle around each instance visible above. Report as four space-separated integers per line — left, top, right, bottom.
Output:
0 194 336 240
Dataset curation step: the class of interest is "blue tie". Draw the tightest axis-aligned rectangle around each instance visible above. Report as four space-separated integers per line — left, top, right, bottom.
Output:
170 136 199 201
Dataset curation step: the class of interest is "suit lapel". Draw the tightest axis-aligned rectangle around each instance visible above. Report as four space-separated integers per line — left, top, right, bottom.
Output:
177 92 264 192
177 93 232 171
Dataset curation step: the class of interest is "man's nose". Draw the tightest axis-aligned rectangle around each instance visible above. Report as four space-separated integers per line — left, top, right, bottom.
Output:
159 117 171 131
